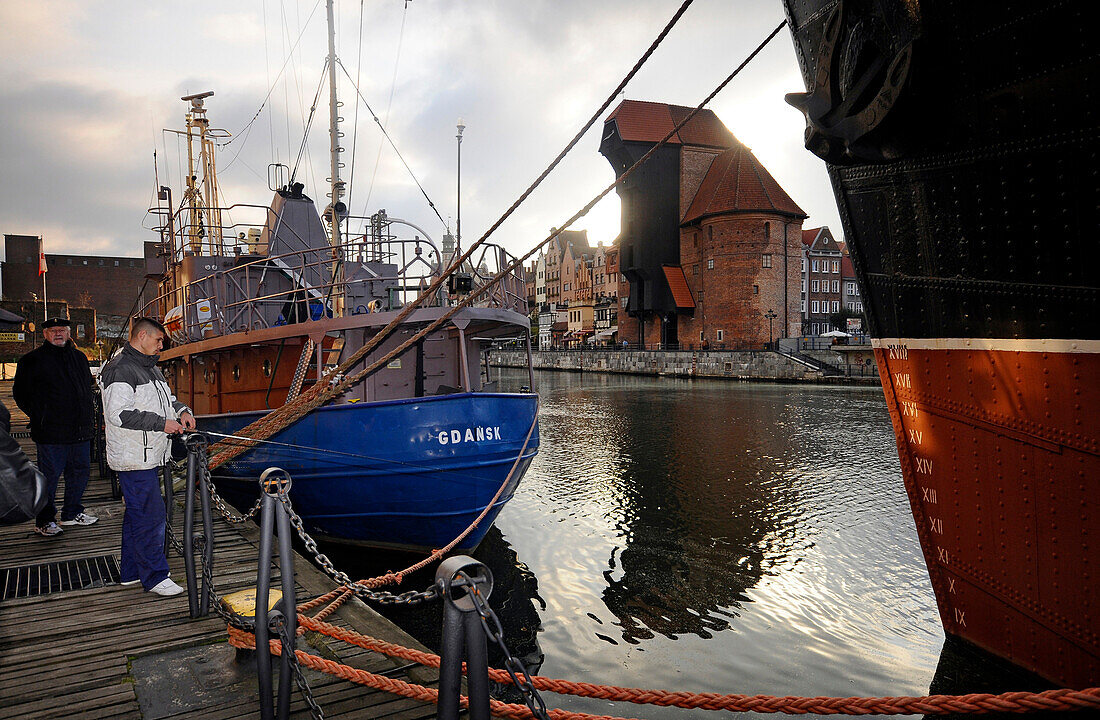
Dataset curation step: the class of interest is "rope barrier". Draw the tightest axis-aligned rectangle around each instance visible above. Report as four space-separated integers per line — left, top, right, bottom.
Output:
227 625 1100 716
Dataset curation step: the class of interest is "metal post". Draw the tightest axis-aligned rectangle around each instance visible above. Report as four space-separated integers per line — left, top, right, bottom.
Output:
183 445 199 617
275 489 297 720
464 609 490 720
198 458 214 617
437 600 465 720
436 556 493 720
255 492 276 720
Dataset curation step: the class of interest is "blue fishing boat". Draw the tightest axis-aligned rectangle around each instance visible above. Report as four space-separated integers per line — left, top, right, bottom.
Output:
202 393 538 551
139 2 539 552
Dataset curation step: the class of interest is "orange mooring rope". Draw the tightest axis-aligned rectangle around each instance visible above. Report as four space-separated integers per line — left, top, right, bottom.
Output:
227 623 1100 716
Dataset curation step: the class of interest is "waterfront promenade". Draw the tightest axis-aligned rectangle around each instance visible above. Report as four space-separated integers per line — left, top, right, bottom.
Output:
493 348 880 385
0 381 438 720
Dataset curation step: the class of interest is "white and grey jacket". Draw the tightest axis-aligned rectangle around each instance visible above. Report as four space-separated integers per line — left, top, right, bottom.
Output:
100 344 191 471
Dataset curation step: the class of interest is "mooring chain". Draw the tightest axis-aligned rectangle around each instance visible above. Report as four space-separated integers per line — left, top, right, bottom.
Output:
276 493 441 605
275 616 326 720
457 571 551 720
201 456 264 524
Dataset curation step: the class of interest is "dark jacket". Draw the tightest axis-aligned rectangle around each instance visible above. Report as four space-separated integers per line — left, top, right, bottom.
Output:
13 340 96 444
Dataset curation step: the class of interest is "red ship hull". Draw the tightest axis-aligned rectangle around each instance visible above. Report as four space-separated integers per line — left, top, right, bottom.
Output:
874 339 1099 687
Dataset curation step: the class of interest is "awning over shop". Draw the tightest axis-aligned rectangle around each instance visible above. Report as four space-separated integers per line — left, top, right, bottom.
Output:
662 265 695 309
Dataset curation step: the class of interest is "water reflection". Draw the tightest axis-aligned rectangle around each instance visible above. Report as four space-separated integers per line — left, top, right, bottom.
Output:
333 369 979 719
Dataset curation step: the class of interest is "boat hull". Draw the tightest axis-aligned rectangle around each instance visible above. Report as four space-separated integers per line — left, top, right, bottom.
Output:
783 0 1098 686
200 392 539 552
875 339 1099 687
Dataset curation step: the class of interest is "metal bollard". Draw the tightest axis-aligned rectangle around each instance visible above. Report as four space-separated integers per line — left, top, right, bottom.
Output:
182 433 212 618
255 467 298 720
436 555 494 720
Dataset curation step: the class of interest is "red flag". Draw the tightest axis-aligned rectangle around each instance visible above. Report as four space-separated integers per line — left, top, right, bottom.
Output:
38 251 47 275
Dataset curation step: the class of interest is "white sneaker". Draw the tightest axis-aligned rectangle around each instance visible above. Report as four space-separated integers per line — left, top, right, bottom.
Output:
149 578 185 597
60 512 98 526
121 571 170 588
34 522 64 537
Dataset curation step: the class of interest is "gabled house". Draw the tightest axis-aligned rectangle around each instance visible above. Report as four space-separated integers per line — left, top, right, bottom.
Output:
600 100 806 348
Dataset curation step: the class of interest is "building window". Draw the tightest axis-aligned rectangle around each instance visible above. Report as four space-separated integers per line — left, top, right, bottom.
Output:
694 233 698 247
66 258 72 265
812 300 820 313
753 285 759 295
801 298 807 313
83 260 88 265
832 280 840 293
762 254 772 268
811 279 820 292
801 258 807 272
832 260 840 273
764 222 770 239
700 331 705 341
707 259 714 270
692 264 699 275
801 278 807 292
708 226 713 241
564 282 570 291
832 300 840 312
811 259 819 272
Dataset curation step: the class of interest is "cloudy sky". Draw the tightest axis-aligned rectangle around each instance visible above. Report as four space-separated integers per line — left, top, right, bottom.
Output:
0 0 842 263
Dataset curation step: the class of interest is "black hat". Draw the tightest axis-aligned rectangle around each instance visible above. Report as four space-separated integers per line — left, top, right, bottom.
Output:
42 317 71 329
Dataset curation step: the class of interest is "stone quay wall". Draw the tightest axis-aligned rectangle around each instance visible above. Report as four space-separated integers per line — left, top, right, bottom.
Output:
492 349 880 384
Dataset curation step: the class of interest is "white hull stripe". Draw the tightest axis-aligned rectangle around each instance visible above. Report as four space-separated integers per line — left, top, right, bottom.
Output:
871 337 1100 354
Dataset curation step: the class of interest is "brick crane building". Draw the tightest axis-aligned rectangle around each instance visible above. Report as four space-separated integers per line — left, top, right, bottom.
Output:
599 100 806 348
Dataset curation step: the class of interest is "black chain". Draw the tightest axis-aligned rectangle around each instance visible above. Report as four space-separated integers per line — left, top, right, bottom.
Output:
277 493 441 606
275 615 326 720
457 572 550 720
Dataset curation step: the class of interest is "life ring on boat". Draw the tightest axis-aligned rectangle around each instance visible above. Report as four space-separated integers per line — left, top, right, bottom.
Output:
163 306 186 344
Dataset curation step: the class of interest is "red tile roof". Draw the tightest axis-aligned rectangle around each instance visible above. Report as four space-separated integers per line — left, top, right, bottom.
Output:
802 227 822 246
841 255 856 279
662 265 696 309
605 100 735 149
682 145 807 224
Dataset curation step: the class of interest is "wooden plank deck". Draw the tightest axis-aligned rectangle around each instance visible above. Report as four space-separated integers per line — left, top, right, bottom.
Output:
0 381 440 719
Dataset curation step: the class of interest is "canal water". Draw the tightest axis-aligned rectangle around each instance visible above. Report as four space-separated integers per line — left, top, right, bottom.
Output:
330 369 1046 719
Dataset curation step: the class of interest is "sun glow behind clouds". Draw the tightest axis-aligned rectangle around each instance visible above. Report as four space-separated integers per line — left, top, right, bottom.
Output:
0 0 843 260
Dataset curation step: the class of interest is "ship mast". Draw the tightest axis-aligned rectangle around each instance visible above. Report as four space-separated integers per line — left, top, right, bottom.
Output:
181 91 221 256
324 0 346 249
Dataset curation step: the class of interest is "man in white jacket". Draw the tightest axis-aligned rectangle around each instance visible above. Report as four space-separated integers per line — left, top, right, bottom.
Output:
100 318 195 596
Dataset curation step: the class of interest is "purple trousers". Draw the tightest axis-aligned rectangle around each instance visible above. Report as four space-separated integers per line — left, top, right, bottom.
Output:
117 468 170 590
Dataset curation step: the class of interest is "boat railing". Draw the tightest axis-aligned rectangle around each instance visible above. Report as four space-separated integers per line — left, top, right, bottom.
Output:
143 236 527 343
465 243 527 312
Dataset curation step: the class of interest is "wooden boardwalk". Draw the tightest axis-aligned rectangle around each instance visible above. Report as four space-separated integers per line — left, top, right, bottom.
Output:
0 381 440 719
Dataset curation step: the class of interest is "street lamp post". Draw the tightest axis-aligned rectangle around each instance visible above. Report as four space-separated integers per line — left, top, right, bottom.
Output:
765 309 778 349
456 118 465 257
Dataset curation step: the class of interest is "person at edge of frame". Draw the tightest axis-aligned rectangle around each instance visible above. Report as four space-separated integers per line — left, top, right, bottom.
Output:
100 317 195 597
12 317 98 538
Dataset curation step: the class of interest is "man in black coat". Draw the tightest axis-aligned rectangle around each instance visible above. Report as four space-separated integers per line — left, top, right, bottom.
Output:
13 317 98 537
